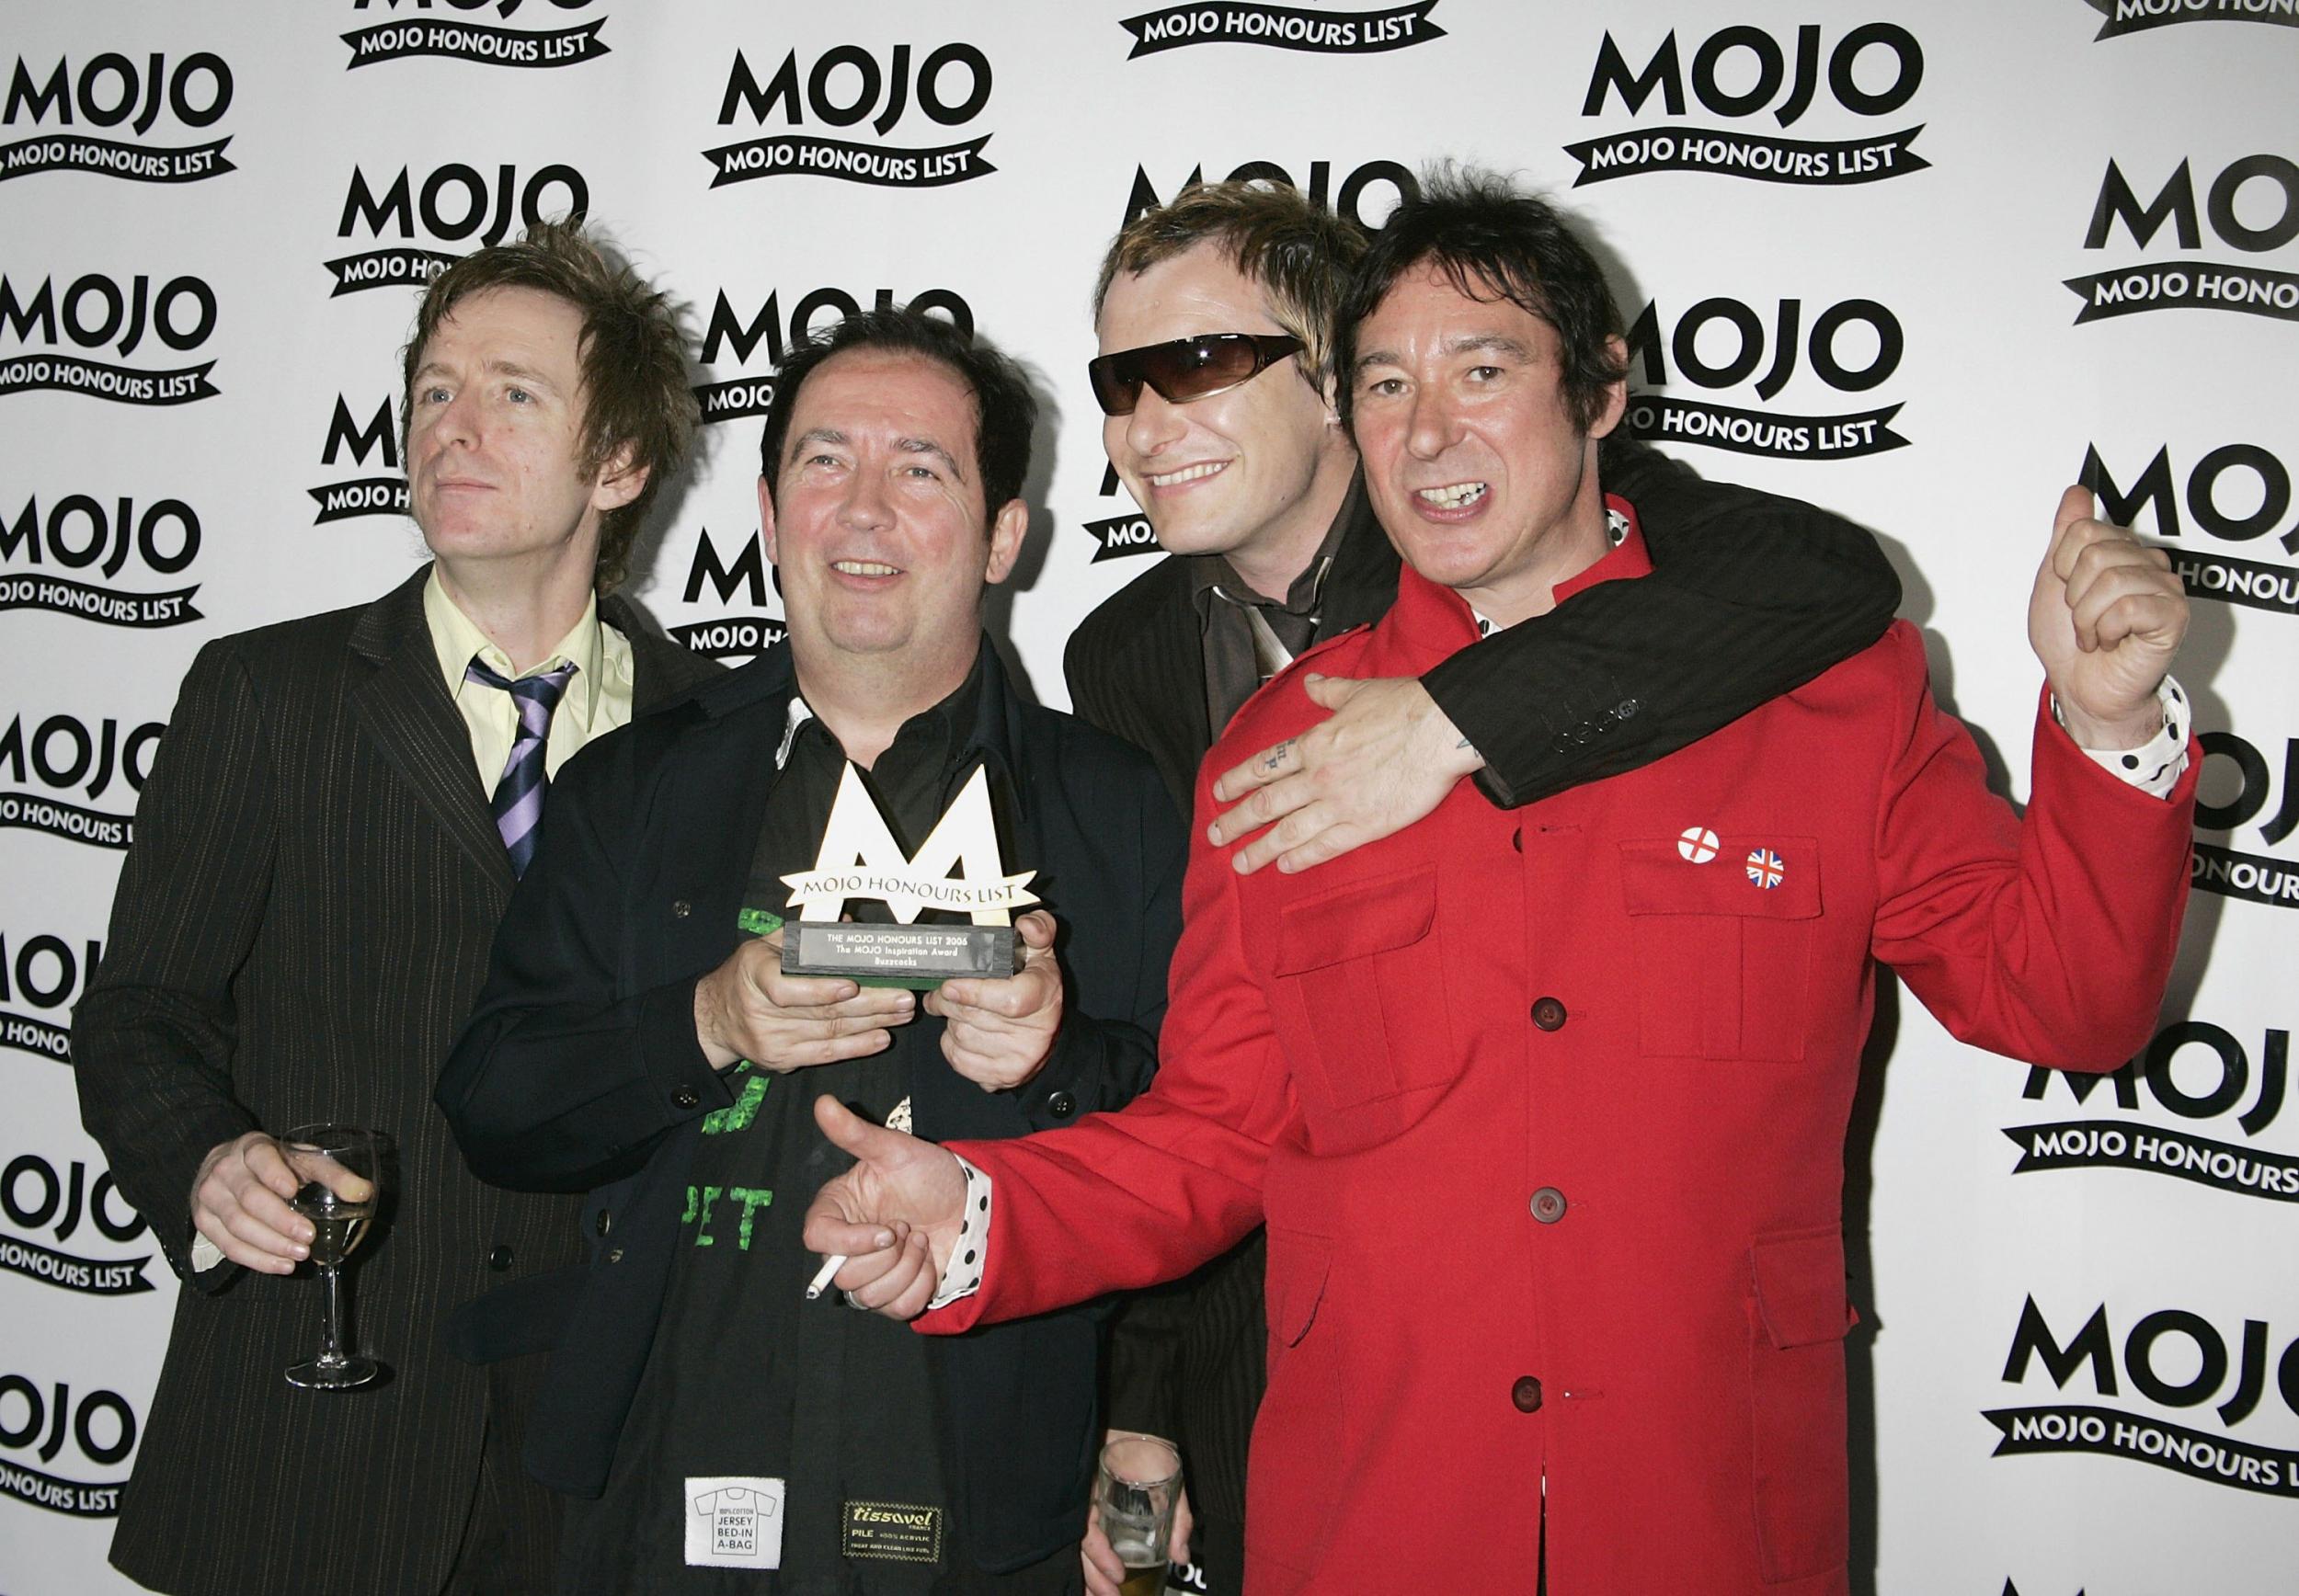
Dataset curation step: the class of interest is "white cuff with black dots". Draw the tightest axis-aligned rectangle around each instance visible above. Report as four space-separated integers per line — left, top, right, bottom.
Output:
2058 677 2190 800
926 1153 991 1309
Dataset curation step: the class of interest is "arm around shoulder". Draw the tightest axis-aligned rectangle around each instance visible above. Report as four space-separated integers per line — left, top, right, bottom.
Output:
1432 475 1901 806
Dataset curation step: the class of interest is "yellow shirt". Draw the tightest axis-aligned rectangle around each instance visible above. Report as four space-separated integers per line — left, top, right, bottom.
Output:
422 569 634 787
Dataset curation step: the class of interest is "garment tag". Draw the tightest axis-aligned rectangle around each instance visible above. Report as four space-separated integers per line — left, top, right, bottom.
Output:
684 1476 784 1568
841 1499 944 1564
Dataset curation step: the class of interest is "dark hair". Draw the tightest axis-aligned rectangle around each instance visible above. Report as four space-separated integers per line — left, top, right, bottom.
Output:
757 307 1035 521
402 219 695 595
1092 179 1367 384
1333 165 1628 435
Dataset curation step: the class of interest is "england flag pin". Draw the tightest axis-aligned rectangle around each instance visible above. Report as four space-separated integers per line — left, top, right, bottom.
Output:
1677 826 1719 863
1746 848 1785 889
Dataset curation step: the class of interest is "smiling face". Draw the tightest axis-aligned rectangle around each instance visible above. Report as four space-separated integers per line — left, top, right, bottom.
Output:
1095 242 1355 596
1347 263 1626 627
761 348 1025 696
406 286 639 579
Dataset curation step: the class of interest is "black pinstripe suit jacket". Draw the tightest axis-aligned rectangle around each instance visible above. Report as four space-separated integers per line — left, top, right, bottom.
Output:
74 564 720 1596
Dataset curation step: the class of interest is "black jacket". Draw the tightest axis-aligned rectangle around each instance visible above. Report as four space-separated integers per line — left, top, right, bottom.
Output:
1067 446 1904 817
435 638 1187 1571
73 565 720 1596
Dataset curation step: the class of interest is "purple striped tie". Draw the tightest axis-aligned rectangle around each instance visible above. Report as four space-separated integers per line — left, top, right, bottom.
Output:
464 656 577 879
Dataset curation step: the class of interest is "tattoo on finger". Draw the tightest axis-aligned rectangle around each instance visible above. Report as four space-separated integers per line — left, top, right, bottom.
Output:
1261 738 1295 774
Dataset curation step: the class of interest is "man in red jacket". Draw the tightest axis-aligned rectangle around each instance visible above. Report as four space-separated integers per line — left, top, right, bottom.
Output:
799 170 2198 1596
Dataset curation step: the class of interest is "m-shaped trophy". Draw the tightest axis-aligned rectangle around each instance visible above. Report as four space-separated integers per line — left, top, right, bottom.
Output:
776 763 1037 989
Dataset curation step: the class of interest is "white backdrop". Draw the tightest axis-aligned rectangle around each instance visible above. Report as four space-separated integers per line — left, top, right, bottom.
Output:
3 4 2293 1592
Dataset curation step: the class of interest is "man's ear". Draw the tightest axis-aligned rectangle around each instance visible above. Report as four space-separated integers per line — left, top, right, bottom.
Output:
756 475 778 566
1588 336 1630 440
590 443 649 515
984 498 1029 587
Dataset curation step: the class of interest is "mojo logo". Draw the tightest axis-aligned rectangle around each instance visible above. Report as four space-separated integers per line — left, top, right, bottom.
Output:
1124 157 1416 233
309 395 409 524
0 493 202 630
2190 728 2299 909
2 51 234 184
695 284 973 425
2084 439 2298 617
1083 511 1162 564
1119 2 1444 57
1621 294 1907 461
0 1373 136 1516
342 0 609 71
706 41 996 190
671 527 785 661
0 711 164 850
2065 154 2299 325
0 271 218 405
2006 1018 2296 1200
1 1148 154 1299
1987 1297 2299 1495
1566 24 1928 188
0 929 99 1064
2083 0 2299 40
328 160 589 295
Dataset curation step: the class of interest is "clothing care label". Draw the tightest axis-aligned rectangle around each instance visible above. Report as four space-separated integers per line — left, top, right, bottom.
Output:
842 1499 944 1564
684 1477 784 1568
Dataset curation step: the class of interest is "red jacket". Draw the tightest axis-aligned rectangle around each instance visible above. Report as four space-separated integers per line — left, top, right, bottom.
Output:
928 520 2196 1595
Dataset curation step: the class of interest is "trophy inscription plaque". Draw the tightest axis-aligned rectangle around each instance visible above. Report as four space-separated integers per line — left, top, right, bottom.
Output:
778 763 1038 989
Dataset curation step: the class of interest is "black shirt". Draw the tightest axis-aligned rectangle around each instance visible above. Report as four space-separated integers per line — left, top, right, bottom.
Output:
560 654 1076 1595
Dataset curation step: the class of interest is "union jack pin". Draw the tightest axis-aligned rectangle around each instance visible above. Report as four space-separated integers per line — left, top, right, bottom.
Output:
1745 849 1785 889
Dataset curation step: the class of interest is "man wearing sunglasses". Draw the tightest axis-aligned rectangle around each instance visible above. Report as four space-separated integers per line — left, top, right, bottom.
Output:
1063 180 1901 1596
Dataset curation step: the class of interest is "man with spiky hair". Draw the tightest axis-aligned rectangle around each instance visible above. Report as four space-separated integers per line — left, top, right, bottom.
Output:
76 221 719 1596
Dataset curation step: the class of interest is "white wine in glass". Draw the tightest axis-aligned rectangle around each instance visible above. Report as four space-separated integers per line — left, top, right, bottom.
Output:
281 1125 383 1391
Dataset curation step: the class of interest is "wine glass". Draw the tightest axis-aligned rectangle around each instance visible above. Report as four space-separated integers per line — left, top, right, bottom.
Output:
280 1125 383 1391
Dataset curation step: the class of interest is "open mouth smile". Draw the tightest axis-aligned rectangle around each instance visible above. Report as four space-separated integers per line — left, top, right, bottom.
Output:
1415 482 1489 510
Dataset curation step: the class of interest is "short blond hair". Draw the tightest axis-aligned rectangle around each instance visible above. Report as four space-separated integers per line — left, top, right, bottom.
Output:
1092 181 1366 383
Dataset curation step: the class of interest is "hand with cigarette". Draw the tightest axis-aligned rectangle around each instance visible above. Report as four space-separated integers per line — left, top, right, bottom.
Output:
802 1095 966 1319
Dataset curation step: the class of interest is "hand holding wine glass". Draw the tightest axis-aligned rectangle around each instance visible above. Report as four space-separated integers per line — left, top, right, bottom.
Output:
280 1125 384 1391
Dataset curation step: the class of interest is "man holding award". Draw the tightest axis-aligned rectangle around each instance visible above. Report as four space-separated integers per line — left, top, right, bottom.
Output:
437 308 1184 1591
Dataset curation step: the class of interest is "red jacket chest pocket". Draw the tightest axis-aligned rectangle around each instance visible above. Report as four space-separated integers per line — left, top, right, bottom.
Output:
1620 835 1822 1062
1268 866 1455 1146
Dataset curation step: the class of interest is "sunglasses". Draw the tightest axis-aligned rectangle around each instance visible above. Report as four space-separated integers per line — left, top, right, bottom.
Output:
1087 332 1305 416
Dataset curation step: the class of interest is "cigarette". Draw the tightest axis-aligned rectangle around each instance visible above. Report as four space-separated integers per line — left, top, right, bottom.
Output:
804 1253 848 1300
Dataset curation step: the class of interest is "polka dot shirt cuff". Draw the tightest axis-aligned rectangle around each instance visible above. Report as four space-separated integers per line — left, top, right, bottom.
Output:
927 1154 991 1310
2058 677 2190 799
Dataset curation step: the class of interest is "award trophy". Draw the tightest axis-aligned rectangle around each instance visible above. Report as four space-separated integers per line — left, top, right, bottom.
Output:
776 763 1038 990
